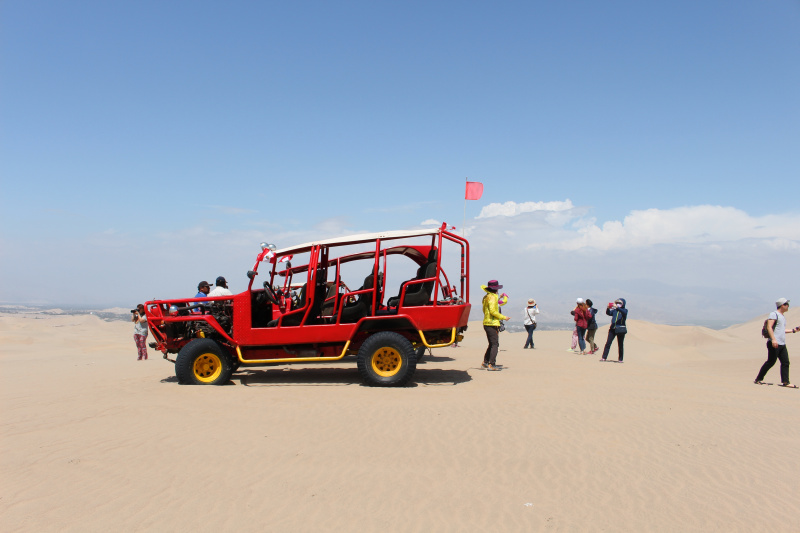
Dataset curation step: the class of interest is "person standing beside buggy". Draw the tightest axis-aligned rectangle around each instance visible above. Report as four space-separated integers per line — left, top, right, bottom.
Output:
601 298 627 362
132 304 148 361
482 280 510 371
755 298 799 387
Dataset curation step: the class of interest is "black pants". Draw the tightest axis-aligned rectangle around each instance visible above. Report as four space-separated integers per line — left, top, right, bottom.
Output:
602 327 625 361
756 341 790 384
524 324 535 348
483 325 500 365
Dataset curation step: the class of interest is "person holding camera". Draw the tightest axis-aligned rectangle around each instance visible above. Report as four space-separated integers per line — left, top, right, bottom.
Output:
132 304 148 361
601 298 628 362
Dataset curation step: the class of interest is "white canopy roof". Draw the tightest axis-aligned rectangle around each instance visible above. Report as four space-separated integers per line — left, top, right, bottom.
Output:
273 228 441 256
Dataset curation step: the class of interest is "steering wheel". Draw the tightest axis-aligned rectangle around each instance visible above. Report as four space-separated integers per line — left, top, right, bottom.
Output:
262 282 279 305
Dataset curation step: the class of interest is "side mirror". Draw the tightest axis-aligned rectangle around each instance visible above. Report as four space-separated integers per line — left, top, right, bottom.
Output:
247 270 257 280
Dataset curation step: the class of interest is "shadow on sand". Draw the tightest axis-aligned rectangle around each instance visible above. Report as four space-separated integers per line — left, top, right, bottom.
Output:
233 366 472 387
417 355 455 364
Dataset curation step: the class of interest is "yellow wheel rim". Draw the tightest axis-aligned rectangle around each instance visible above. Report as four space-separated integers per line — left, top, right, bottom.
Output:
193 353 223 383
371 347 402 377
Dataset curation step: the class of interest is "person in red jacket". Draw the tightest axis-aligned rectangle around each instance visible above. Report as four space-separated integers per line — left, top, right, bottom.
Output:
573 298 591 355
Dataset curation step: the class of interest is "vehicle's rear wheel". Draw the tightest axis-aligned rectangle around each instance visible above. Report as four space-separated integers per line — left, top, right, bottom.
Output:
175 339 233 385
357 331 416 387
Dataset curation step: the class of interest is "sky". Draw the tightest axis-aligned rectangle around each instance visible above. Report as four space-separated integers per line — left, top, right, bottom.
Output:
1 1 799 327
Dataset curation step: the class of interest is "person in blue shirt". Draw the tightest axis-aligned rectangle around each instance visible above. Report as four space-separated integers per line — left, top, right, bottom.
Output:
600 298 627 362
191 281 212 313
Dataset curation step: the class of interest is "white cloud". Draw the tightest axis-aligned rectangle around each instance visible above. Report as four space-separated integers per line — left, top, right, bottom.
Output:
471 201 800 252
477 199 575 218
537 205 800 251
763 238 800 251
420 219 440 226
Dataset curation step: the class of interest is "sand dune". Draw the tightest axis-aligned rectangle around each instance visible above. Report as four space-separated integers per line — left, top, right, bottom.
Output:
1 309 799 532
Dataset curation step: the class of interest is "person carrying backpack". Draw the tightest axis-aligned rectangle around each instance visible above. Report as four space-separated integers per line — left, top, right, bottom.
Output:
755 298 799 387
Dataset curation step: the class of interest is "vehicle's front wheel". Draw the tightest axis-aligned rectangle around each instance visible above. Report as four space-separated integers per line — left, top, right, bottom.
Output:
175 339 234 385
357 331 417 387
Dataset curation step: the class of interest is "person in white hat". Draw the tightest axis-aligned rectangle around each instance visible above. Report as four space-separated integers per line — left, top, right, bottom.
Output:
522 298 539 349
755 298 799 387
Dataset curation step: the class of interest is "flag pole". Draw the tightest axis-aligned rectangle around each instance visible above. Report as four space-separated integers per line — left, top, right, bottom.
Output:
463 177 467 237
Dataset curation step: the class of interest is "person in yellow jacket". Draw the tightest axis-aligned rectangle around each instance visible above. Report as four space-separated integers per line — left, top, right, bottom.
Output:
482 280 510 371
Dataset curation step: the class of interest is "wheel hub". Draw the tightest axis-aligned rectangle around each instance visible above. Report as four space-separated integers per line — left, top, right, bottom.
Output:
194 353 222 382
371 347 402 377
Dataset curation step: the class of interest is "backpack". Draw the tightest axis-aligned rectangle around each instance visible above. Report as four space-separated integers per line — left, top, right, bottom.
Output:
761 314 778 338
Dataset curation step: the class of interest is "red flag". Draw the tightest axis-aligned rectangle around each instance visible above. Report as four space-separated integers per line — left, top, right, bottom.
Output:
465 181 483 200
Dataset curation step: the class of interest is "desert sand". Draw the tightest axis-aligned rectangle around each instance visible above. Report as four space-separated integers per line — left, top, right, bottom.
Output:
1 308 799 532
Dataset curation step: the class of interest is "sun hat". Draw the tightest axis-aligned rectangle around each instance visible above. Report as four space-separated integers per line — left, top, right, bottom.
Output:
481 280 503 292
528 298 535 304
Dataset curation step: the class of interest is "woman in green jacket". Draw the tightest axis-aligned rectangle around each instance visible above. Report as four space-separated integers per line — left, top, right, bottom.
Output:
482 280 510 371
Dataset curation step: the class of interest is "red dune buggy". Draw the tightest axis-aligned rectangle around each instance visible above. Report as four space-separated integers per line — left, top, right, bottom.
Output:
145 224 471 387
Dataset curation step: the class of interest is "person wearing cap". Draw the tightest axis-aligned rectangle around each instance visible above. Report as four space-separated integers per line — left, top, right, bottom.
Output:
522 298 539 349
195 281 212 299
572 298 591 355
481 280 510 371
755 298 799 388
601 298 628 362
191 281 212 314
209 276 233 297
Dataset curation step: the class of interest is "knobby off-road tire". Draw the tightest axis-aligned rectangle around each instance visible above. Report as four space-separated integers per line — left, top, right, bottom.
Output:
357 331 417 387
175 338 234 385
